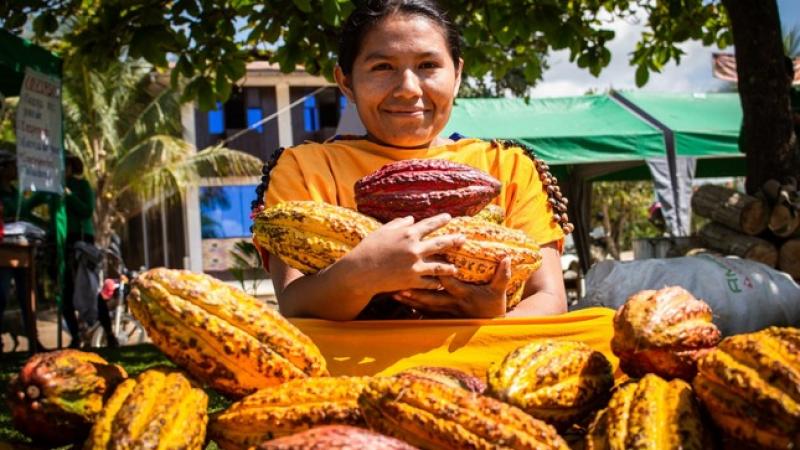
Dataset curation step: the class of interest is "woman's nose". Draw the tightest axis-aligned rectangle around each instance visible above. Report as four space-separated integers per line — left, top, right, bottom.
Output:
393 69 423 98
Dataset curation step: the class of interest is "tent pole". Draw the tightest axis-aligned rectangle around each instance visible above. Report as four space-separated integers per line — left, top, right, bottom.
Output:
609 91 683 235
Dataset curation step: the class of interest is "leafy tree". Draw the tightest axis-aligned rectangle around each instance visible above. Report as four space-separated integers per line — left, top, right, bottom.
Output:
1 0 796 191
591 181 658 260
60 57 262 247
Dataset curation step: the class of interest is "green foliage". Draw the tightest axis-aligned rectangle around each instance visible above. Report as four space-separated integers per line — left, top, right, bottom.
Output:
591 181 660 259
0 0 732 105
60 56 262 245
784 25 800 59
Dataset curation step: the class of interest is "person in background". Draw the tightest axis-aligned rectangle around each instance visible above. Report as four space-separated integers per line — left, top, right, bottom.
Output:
0 152 45 352
61 154 95 348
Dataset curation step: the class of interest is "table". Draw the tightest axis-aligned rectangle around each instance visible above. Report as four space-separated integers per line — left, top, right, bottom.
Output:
0 241 38 353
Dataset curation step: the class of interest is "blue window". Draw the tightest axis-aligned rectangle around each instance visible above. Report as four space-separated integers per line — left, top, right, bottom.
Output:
208 102 224 134
247 107 263 133
303 96 320 132
339 95 347 114
200 185 259 239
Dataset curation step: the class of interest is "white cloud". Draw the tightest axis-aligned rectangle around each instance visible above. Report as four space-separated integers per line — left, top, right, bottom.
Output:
530 13 728 98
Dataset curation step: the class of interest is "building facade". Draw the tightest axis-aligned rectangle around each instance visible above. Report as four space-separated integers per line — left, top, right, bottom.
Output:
184 63 343 287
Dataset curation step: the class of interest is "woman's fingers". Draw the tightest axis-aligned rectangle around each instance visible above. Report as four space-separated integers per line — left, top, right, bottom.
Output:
418 234 465 255
382 215 415 229
409 213 451 237
490 257 513 291
414 261 459 278
394 289 455 313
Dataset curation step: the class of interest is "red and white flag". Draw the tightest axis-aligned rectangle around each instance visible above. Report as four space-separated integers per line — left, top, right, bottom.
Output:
714 53 800 85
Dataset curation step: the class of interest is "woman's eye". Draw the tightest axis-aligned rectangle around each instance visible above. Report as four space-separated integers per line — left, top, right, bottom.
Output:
371 63 393 71
419 61 439 69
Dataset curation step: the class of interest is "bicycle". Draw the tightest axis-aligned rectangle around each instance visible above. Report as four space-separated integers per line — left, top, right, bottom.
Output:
85 236 148 348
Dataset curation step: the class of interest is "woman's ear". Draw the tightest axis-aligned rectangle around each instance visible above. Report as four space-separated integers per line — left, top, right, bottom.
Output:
334 65 355 102
453 58 464 97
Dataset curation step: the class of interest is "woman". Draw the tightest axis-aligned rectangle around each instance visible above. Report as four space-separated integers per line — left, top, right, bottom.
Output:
257 0 567 320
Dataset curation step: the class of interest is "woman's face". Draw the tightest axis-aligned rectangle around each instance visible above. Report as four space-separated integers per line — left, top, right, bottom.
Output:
335 14 463 148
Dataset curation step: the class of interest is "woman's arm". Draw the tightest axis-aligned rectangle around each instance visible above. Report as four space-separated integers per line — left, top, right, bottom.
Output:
271 214 465 321
505 243 567 317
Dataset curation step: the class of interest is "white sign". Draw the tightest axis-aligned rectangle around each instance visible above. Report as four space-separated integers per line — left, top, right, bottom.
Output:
15 67 63 194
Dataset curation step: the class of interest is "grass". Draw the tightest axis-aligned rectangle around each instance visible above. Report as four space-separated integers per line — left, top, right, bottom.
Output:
0 345 229 449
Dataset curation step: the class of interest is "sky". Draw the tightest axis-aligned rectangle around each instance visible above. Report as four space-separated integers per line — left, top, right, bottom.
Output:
529 0 800 97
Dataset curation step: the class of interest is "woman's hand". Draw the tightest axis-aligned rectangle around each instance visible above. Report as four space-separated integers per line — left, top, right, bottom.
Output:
337 213 466 296
392 257 513 318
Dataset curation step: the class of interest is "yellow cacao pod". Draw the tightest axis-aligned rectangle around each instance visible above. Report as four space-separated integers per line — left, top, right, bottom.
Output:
209 377 371 450
128 268 328 398
425 216 542 310
359 376 569 450
611 286 721 380
253 201 381 274
84 367 208 450
693 326 800 449
585 374 710 450
487 340 613 430
474 204 505 224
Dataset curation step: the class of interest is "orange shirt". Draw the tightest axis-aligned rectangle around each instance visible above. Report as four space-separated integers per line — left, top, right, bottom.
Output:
264 137 564 248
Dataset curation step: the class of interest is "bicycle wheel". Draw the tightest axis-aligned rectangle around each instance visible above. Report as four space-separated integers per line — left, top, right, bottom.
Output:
90 315 148 347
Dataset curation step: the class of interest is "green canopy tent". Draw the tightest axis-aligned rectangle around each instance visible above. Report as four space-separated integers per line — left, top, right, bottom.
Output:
0 29 67 348
443 92 744 272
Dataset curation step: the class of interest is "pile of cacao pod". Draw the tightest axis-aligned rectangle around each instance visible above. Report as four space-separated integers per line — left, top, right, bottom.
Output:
4 157 799 449
5 275 799 449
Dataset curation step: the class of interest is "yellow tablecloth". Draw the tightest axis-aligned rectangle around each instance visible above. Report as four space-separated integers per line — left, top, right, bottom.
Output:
290 307 617 378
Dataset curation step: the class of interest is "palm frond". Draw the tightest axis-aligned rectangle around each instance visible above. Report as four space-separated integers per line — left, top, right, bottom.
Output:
784 25 800 59
118 84 183 152
110 134 194 192
116 145 261 216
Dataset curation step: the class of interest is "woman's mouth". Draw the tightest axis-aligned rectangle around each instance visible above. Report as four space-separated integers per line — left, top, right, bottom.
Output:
383 108 428 117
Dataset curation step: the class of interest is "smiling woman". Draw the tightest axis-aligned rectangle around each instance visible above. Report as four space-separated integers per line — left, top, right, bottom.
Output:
253 0 568 321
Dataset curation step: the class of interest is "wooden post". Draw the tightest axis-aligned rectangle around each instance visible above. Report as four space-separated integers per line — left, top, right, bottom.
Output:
699 222 778 267
778 239 800 280
691 184 769 235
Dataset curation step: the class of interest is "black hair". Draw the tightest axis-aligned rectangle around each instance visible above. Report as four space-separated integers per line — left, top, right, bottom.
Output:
65 155 84 175
337 0 462 75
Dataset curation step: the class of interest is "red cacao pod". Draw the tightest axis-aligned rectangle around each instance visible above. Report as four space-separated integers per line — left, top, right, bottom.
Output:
256 425 416 450
354 159 501 223
5 349 127 446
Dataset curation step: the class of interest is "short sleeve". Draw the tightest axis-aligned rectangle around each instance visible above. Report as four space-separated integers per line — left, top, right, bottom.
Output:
503 151 565 250
264 150 314 207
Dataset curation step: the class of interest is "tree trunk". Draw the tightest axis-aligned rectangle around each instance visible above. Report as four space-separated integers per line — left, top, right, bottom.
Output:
699 222 778 267
601 203 620 260
778 239 800 280
691 184 769 235
721 0 800 194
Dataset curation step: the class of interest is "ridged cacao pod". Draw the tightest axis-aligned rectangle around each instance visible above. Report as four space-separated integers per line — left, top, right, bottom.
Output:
395 366 486 394
611 286 721 380
474 204 505 224
210 377 371 450
585 374 710 450
487 340 613 430
693 326 800 449
84 367 208 450
359 376 569 450
256 426 416 450
5 350 127 446
354 159 501 223
128 268 328 398
425 216 542 310
253 201 381 274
